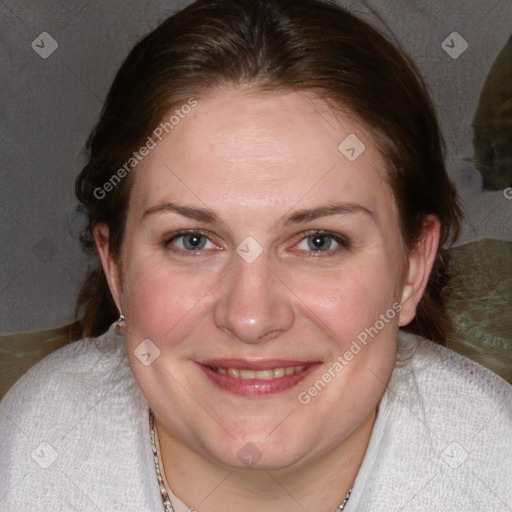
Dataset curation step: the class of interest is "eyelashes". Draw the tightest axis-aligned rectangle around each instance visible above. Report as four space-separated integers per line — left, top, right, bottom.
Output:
163 229 351 257
166 230 214 251
295 230 351 254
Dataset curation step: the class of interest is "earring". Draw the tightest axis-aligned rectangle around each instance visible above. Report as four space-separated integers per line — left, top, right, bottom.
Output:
115 313 126 334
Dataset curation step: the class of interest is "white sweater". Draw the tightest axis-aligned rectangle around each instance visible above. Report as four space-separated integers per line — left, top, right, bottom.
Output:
0 324 511 511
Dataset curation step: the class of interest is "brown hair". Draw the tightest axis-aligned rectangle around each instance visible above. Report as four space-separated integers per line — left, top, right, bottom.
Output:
75 0 462 343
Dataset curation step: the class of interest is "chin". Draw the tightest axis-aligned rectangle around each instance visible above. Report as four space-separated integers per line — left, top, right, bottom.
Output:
199 429 314 472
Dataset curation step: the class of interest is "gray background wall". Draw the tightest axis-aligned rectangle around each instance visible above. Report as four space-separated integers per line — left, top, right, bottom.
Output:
1 0 511 334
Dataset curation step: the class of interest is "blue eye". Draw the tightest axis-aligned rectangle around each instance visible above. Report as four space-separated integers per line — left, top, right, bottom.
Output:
164 231 215 253
296 231 350 254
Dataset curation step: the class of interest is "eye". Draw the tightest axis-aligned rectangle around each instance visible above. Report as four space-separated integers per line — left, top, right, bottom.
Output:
295 230 350 255
164 230 217 254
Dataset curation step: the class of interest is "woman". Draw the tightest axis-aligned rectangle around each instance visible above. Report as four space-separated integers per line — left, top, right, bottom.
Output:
1 0 511 510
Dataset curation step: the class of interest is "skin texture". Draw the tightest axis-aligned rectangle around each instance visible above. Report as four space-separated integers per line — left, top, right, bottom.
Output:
95 88 440 512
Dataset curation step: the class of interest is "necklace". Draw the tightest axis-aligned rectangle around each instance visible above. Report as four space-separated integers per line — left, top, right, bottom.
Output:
149 409 353 511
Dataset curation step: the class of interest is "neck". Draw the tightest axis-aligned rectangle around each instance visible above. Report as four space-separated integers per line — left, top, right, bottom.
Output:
156 409 375 512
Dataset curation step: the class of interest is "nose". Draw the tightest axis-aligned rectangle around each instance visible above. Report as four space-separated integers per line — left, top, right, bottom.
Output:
213 254 295 344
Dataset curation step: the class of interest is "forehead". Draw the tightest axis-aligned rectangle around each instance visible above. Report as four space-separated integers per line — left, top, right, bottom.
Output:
131 88 395 221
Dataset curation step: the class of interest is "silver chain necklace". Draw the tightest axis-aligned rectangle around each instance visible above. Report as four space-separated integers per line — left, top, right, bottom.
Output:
149 409 353 512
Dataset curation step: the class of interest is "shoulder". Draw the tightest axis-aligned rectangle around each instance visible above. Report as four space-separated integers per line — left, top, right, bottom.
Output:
0 326 129 417
389 331 511 505
390 330 512 436
349 331 512 510
397 329 512 409
0 326 128 445
0 326 157 510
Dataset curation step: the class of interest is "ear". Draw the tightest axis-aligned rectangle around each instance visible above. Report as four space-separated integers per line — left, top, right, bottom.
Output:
398 215 441 326
93 223 123 314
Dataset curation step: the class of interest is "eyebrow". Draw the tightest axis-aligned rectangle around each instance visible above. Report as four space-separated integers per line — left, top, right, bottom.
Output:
142 201 373 225
143 202 219 223
284 203 373 224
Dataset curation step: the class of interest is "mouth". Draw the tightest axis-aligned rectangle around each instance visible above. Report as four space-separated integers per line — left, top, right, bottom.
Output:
197 359 321 397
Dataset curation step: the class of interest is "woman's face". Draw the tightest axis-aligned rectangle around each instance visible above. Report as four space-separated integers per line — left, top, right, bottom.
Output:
98 88 435 471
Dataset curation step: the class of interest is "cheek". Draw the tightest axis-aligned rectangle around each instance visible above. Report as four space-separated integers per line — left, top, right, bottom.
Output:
293 253 402 338
121 253 211 339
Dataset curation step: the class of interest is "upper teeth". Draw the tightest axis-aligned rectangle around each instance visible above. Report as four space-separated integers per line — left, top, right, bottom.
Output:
216 365 307 380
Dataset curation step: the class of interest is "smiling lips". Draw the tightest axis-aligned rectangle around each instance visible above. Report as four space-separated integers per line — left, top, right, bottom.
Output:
198 359 320 396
